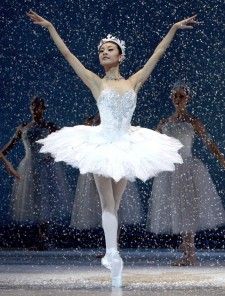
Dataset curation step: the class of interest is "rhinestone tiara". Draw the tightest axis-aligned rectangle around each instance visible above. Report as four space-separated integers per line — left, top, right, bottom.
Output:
98 34 126 60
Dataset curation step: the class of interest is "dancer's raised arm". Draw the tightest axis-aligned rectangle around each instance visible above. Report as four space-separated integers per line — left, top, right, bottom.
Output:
27 10 101 95
129 15 198 91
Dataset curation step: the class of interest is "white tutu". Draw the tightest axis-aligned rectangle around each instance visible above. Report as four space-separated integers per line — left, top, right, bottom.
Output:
37 89 183 182
146 122 225 234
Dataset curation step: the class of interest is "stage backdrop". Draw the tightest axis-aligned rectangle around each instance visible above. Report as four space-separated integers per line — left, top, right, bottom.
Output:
1 0 224 225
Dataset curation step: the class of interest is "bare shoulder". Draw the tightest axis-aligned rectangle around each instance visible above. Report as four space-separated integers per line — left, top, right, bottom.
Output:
127 75 143 93
189 115 204 126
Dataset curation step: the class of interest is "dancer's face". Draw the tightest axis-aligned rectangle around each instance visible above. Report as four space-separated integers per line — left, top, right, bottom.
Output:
30 103 45 117
99 42 122 66
171 88 190 110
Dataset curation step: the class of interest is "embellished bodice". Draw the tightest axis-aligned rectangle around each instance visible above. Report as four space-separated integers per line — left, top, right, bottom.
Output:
162 122 195 158
97 89 137 138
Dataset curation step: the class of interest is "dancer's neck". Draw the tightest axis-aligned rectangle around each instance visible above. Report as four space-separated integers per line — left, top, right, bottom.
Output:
32 116 44 124
174 109 189 119
104 66 122 80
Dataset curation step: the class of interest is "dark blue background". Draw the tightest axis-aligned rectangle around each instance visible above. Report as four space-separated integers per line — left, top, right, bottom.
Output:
1 0 225 225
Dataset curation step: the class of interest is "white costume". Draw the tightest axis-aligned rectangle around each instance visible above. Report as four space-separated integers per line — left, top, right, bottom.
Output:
147 122 225 234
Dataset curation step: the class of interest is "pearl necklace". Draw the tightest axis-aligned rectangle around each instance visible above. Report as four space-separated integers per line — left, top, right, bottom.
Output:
104 75 124 81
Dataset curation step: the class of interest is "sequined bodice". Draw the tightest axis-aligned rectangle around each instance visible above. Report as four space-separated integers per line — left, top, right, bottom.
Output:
97 89 137 138
162 122 195 158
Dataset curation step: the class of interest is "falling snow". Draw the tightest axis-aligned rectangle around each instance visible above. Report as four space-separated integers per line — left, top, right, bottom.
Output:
0 0 225 293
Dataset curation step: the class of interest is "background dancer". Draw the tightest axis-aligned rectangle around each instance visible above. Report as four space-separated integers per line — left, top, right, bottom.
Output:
146 82 225 266
1 96 73 249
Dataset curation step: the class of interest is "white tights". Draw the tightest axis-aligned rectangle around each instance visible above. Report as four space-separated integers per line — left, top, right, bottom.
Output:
93 175 127 251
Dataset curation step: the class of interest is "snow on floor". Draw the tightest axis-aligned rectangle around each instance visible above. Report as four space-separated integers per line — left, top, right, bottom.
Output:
0 249 225 296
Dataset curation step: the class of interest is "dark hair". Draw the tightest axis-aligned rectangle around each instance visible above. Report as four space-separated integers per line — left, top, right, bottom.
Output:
30 96 46 109
112 42 122 55
171 81 191 97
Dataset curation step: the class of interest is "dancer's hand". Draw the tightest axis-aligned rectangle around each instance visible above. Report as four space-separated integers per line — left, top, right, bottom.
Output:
219 156 225 169
26 9 52 28
5 163 21 179
173 15 199 30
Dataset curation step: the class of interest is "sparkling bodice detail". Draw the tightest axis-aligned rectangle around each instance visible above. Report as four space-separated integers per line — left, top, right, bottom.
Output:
97 89 137 138
162 122 195 158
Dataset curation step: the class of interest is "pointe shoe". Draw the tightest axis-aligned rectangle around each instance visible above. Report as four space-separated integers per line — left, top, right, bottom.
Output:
101 255 111 270
101 249 123 287
111 253 123 288
101 249 120 270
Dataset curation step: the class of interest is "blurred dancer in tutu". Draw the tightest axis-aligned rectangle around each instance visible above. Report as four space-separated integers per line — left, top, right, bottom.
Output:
1 96 73 249
146 82 225 266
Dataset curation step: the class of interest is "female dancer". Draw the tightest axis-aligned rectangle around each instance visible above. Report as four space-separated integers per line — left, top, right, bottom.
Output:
0 152 20 179
146 82 225 266
1 96 73 249
27 10 198 286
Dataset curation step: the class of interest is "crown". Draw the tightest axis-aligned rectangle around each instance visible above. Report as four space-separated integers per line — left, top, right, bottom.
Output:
98 34 126 61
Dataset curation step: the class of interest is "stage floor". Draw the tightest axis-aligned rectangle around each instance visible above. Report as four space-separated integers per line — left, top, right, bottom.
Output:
0 249 225 296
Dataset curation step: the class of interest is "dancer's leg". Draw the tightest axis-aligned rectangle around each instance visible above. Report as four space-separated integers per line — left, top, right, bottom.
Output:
112 178 128 212
182 232 197 264
112 178 128 244
94 174 123 287
173 231 197 266
94 175 117 249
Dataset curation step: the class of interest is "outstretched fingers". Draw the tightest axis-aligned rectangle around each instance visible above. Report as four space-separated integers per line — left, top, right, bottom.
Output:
26 10 50 27
26 11 37 22
180 15 201 29
27 9 39 17
185 15 198 22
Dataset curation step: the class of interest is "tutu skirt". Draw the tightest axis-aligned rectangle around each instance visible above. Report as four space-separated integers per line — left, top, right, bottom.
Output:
147 157 225 233
37 124 183 182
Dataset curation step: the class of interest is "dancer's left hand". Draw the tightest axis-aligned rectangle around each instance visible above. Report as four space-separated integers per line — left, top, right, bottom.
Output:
26 9 52 28
173 15 200 30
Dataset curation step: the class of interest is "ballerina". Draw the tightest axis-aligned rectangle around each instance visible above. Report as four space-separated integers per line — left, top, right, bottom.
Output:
146 82 225 266
27 9 198 286
1 96 73 249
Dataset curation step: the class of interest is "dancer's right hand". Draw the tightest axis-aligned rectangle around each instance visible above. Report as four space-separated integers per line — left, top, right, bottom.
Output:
26 9 52 28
